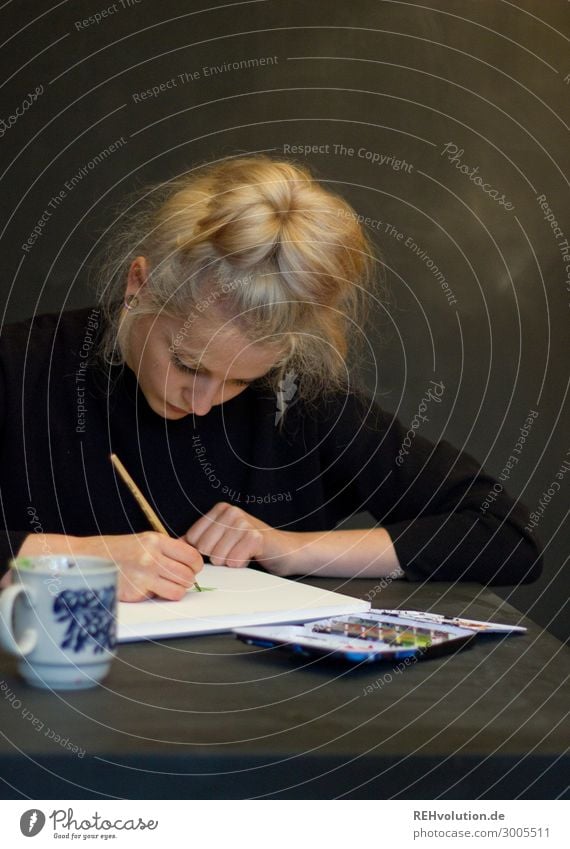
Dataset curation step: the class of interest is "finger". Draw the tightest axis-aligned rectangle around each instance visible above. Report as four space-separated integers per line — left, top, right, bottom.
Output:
222 530 263 568
185 502 233 546
149 575 190 602
118 570 154 603
134 538 201 590
208 521 254 566
190 511 239 560
160 537 204 575
158 557 200 588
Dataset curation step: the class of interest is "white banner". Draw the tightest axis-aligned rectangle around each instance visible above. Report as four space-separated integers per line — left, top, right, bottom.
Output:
0 799 567 848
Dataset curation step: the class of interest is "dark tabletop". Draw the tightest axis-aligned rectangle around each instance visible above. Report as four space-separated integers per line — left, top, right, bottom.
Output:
1 577 568 800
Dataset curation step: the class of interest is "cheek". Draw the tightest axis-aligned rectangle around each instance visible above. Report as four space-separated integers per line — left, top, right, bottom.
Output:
161 366 185 396
140 348 175 393
220 384 247 404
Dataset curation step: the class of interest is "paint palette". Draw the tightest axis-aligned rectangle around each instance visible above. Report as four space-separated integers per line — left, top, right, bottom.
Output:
235 611 476 663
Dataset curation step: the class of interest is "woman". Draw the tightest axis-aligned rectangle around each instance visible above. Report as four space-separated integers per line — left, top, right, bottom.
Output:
0 156 541 601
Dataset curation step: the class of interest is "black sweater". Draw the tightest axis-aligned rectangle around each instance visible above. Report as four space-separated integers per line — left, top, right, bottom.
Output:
0 307 541 585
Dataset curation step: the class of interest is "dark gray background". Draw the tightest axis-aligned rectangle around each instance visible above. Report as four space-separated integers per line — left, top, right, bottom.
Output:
1 0 568 639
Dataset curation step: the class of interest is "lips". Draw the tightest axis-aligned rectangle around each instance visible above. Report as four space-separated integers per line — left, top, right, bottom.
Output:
166 402 191 415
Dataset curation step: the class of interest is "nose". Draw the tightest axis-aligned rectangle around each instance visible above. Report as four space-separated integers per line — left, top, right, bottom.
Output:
183 377 219 416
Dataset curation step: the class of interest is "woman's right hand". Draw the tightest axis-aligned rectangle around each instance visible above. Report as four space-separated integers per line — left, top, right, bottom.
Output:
17 532 204 602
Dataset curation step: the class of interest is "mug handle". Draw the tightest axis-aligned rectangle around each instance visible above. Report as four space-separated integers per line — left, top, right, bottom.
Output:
0 585 37 656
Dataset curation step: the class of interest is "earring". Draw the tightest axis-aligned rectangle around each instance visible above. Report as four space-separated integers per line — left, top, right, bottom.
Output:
124 294 139 311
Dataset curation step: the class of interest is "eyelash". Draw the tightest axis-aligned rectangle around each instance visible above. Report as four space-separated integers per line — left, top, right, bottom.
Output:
172 356 198 375
171 355 251 386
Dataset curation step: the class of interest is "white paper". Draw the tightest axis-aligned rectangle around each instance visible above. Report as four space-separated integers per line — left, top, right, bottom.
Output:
118 564 370 642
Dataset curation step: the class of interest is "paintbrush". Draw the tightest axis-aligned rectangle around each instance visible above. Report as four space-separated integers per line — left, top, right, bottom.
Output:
110 453 202 592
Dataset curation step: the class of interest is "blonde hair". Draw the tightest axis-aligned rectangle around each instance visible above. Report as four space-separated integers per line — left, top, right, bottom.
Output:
95 155 379 404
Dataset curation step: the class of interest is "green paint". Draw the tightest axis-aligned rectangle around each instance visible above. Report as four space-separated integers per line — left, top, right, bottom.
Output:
13 558 33 569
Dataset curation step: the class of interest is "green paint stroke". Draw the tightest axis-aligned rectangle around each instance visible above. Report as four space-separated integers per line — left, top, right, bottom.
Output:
13 558 33 569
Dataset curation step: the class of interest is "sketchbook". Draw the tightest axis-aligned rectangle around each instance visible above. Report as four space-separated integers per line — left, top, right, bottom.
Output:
118 564 370 642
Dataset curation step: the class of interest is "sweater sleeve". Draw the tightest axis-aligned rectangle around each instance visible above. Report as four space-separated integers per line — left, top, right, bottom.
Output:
0 349 29 577
317 392 543 586
0 532 29 577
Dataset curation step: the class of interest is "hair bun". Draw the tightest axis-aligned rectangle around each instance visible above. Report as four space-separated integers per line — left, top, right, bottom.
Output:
194 158 306 266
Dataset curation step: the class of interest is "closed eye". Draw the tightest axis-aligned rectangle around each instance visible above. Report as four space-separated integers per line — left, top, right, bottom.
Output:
171 354 254 387
171 354 199 375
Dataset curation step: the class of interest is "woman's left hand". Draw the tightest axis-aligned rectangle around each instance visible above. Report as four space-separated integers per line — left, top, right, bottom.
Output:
184 502 296 576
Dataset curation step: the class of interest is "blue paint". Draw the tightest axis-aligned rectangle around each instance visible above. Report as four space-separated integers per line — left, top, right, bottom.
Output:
53 586 116 653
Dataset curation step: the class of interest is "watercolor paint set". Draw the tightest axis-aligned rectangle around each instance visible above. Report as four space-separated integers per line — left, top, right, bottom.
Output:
234 609 526 663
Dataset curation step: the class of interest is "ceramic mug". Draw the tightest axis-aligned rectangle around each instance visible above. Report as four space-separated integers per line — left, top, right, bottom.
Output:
0 555 118 690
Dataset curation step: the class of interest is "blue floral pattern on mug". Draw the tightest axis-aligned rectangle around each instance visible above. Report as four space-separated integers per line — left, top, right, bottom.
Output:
53 586 117 653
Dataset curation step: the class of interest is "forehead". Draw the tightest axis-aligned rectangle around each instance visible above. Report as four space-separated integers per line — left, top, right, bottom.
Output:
161 312 282 374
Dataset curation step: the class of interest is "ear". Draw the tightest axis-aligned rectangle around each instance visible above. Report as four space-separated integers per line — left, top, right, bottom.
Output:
125 256 148 299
